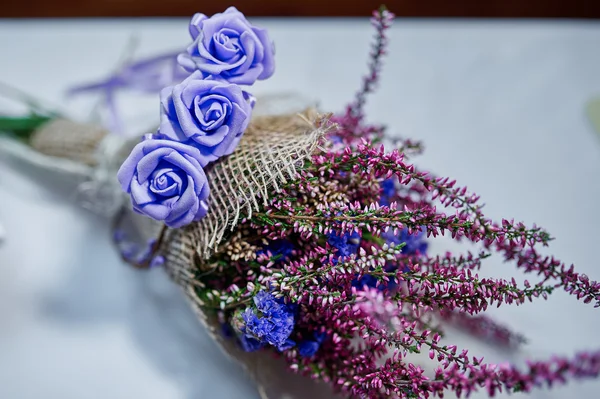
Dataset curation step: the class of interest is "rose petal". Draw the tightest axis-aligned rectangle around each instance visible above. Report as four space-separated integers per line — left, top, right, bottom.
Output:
231 30 258 75
137 202 172 220
165 175 199 226
149 168 182 197
213 28 242 60
159 92 186 141
117 146 144 191
195 94 230 131
228 100 251 137
197 43 247 74
188 12 208 39
224 64 264 85
210 83 245 107
198 11 230 46
195 31 225 64
172 83 206 139
206 102 248 158
253 26 275 80
178 78 213 108
192 125 230 148
136 147 172 182
167 201 198 228
194 199 210 221
162 151 207 195
177 52 199 73
195 146 219 165
180 154 208 199
222 17 254 39
130 178 156 205
161 150 194 173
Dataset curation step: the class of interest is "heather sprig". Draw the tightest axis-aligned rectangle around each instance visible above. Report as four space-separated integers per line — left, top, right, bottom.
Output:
347 6 394 121
439 312 527 348
252 137 600 306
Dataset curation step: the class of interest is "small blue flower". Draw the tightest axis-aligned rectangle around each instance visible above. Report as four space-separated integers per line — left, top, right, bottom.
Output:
257 240 294 261
353 228 427 291
351 274 381 290
380 178 396 206
328 230 361 258
298 340 320 358
298 332 327 358
384 227 428 256
240 291 296 352
221 321 235 339
239 334 265 352
120 244 139 261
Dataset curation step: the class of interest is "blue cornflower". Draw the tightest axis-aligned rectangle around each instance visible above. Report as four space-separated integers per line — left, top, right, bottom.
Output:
240 291 296 352
328 230 361 258
298 332 327 358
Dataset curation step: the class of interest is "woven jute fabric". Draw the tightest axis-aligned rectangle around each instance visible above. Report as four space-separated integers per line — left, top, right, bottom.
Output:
30 119 109 166
180 108 330 260
160 109 331 288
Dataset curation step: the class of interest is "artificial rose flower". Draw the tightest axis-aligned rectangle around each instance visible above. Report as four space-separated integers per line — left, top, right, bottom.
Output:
177 7 275 85
159 71 252 165
117 135 210 228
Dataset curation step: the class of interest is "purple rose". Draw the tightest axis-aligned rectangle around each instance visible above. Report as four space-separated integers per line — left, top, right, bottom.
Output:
159 71 252 165
117 136 210 228
177 7 275 85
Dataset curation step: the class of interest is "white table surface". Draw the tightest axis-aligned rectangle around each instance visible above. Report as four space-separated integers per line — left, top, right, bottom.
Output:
1 17 600 399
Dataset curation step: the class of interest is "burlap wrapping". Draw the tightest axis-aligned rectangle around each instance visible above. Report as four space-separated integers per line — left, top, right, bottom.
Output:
30 119 109 166
193 109 329 259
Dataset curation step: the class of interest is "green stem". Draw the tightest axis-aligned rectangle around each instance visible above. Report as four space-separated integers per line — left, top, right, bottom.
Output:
0 114 53 140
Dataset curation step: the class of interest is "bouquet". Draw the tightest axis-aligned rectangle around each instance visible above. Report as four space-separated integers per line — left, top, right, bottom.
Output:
3 6 600 399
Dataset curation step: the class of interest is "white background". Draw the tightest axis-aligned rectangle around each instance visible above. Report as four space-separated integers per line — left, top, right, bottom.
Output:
1 17 600 399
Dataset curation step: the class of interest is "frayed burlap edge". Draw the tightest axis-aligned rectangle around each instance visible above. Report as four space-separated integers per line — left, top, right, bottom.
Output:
183 108 332 261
